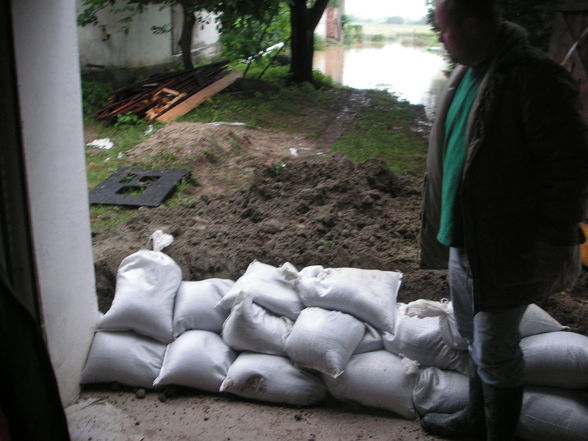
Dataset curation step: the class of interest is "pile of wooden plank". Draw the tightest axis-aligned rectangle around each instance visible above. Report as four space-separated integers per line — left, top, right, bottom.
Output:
95 61 242 124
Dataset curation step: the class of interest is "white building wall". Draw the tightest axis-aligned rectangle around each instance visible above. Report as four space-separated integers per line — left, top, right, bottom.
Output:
11 0 99 405
78 0 221 69
78 2 173 68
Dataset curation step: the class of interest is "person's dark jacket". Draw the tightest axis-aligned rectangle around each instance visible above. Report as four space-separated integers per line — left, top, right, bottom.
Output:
420 22 588 310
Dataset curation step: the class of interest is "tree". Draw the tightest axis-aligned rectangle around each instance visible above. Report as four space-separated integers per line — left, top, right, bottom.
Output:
288 0 330 83
78 0 263 70
79 0 332 83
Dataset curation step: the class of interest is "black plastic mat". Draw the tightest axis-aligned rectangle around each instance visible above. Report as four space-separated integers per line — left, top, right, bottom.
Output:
89 167 191 207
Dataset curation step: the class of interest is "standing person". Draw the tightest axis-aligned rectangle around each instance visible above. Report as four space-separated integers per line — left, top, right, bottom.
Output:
419 0 588 440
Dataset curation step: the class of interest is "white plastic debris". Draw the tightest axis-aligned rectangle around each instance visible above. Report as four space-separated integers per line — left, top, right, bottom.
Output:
208 122 247 127
86 138 114 150
144 124 155 136
289 148 299 157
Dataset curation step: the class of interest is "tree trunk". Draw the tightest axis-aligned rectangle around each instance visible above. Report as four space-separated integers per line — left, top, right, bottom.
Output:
179 4 196 70
289 0 329 83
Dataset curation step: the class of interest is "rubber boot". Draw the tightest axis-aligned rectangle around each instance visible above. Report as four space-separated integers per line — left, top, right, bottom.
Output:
420 370 486 439
483 384 524 441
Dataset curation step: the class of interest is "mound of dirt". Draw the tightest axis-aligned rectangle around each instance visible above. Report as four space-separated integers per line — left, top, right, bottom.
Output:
93 153 448 309
93 129 588 336
128 122 323 195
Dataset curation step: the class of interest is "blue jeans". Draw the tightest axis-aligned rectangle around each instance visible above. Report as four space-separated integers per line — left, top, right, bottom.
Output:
449 248 527 388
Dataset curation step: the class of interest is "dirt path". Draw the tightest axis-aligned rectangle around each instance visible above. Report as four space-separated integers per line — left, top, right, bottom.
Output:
68 391 443 441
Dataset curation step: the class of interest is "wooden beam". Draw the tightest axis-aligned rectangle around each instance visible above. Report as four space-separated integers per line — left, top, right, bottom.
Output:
156 71 243 123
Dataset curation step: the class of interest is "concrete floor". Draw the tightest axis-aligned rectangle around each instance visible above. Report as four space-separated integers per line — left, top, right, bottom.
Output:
66 390 444 441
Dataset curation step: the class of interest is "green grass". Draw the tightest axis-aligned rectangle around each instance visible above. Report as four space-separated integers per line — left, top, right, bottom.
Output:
83 67 427 231
332 90 428 175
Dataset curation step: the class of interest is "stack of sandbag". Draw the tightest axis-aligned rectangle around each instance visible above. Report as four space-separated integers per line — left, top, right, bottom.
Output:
405 301 588 441
218 261 327 406
82 231 237 393
217 262 404 407
81 250 588 439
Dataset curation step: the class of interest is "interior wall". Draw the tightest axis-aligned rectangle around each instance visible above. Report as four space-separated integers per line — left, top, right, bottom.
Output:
11 0 99 405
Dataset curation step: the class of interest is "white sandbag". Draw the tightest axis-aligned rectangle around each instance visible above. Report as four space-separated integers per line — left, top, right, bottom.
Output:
173 279 234 337
413 367 468 417
98 249 181 343
297 266 402 333
222 294 293 355
354 323 384 354
285 307 364 378
153 330 236 392
218 261 303 319
521 331 588 389
404 299 467 350
219 352 328 406
81 331 166 389
323 351 418 420
383 305 469 374
519 304 567 338
517 387 588 441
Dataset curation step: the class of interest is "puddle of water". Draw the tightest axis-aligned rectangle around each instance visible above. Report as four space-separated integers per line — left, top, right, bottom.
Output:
314 43 448 119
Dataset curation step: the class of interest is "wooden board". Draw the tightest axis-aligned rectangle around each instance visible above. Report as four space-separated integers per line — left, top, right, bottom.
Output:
156 71 243 123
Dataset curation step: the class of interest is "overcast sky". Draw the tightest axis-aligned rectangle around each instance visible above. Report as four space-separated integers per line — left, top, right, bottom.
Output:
344 0 429 21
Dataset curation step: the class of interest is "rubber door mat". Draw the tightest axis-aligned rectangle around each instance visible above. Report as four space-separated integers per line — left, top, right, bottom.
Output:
89 167 191 207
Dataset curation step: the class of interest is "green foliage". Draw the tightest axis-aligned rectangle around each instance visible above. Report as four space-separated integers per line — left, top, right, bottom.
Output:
115 113 142 127
218 3 289 63
81 81 112 116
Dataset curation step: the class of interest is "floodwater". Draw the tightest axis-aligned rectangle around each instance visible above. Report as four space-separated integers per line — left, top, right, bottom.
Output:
314 43 448 119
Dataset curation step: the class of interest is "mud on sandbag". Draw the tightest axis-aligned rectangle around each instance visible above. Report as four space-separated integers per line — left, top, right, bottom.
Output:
222 294 293 356
219 352 328 406
285 307 364 378
297 266 402 334
218 260 304 319
154 330 236 392
173 279 234 337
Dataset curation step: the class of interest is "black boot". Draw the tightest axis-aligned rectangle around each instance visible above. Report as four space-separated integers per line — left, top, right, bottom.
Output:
420 370 486 439
483 384 523 441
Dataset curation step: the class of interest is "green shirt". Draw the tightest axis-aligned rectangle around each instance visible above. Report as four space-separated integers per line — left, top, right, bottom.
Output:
437 67 486 247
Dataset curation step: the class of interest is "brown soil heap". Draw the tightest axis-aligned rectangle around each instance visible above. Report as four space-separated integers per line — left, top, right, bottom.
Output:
93 146 588 336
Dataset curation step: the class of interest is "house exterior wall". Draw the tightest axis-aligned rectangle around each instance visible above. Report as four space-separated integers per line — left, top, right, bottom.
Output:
11 0 99 406
78 1 220 70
